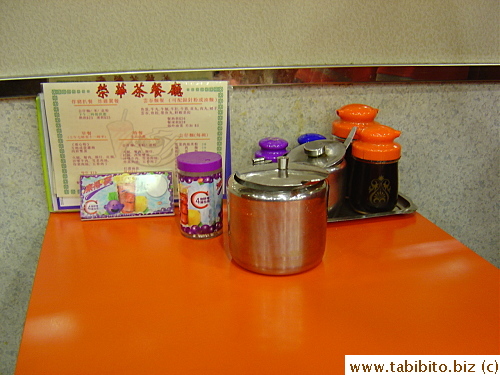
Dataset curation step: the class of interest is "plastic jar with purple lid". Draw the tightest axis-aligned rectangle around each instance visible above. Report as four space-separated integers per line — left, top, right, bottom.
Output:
176 152 223 239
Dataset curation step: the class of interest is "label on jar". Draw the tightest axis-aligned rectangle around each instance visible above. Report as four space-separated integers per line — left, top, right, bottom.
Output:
178 171 223 238
368 175 392 206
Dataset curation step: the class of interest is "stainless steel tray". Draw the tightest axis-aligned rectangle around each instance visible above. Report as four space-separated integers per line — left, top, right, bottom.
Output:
327 193 417 223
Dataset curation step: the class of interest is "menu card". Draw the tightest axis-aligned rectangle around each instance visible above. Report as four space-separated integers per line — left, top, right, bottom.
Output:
39 81 229 211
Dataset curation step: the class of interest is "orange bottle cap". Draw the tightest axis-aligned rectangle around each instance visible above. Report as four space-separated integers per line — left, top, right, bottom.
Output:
336 103 379 122
352 124 402 161
332 104 379 139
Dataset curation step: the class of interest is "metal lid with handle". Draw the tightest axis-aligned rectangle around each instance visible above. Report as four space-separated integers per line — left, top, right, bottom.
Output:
234 156 329 190
286 139 347 169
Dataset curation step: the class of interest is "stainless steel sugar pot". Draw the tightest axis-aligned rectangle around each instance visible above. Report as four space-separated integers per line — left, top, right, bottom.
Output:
227 157 329 275
286 139 347 216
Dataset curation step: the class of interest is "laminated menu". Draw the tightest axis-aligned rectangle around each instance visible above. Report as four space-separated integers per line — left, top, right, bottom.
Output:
39 80 229 211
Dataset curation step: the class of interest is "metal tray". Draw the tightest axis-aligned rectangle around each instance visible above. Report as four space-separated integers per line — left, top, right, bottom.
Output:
327 193 417 223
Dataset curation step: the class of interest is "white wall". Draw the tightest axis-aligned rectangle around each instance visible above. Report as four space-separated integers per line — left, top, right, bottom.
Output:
1 0 499 79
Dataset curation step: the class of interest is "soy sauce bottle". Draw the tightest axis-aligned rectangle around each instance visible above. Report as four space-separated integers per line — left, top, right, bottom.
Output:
332 103 380 198
349 124 401 214
332 103 380 144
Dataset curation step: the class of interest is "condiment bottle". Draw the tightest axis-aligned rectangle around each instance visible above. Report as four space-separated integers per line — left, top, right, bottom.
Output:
332 103 379 143
332 103 380 197
176 151 223 239
349 124 401 214
254 137 288 162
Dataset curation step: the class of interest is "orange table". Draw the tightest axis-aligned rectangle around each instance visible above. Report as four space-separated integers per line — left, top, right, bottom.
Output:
16 209 499 374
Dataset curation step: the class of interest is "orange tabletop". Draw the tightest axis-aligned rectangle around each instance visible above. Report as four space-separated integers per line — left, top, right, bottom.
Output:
16 209 499 374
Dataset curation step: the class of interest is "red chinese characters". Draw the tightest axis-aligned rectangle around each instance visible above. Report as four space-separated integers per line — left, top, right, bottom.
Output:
96 82 185 99
150 83 166 98
96 84 109 99
132 83 148 98
115 83 127 98
168 82 183 97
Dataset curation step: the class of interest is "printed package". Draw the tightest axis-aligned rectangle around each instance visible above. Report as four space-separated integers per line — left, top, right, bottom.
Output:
80 172 174 220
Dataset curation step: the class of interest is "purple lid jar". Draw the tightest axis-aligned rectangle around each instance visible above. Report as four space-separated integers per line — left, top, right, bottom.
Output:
254 137 289 162
177 151 222 173
176 152 223 239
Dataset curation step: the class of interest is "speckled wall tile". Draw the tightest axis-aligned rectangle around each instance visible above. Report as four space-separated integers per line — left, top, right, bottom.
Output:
0 98 48 375
0 83 498 374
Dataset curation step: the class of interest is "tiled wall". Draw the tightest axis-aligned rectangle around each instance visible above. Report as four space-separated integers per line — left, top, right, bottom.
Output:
0 98 49 375
1 82 498 374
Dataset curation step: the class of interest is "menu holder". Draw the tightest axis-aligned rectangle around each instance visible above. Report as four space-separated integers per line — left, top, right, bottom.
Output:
37 81 230 212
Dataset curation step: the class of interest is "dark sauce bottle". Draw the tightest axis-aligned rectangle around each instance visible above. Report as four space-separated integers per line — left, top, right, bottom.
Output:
349 124 401 214
332 103 380 198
